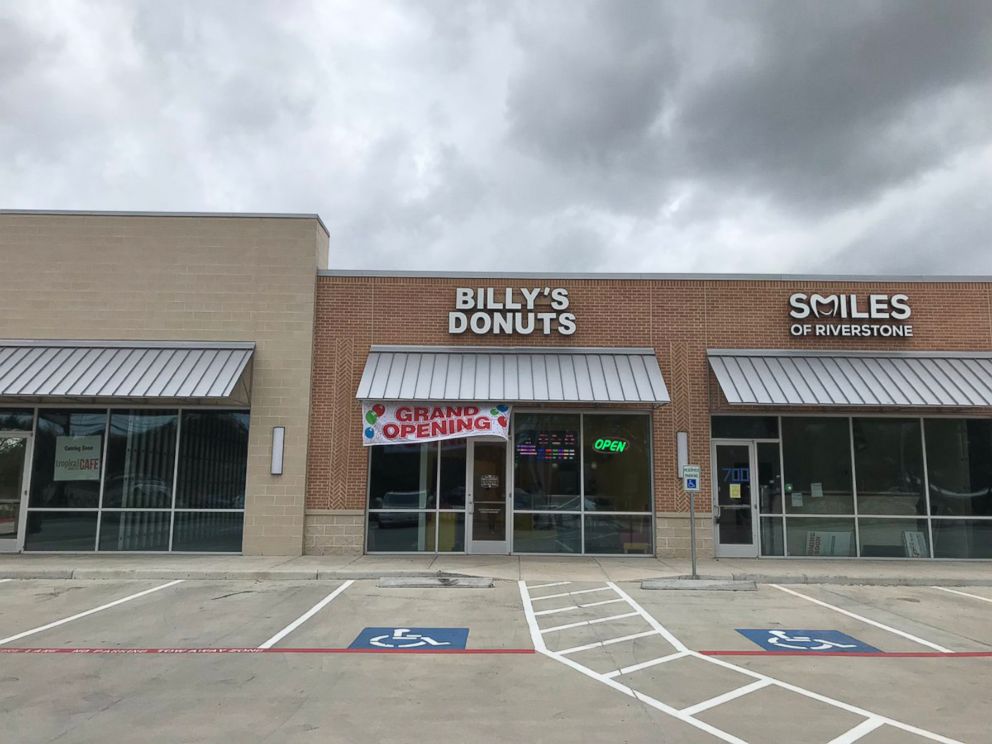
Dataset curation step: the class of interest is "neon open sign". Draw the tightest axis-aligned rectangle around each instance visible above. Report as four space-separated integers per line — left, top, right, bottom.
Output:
593 438 628 454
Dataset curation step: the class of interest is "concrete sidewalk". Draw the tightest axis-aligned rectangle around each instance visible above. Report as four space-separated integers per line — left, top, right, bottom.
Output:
0 553 990 585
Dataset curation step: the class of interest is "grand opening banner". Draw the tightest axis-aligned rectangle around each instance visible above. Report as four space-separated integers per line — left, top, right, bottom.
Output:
362 403 511 446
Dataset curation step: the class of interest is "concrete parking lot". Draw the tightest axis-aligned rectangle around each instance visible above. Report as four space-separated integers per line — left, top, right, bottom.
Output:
0 576 989 743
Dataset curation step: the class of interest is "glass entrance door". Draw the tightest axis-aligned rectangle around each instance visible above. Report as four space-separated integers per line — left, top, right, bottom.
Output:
466 439 508 554
712 441 759 557
0 435 31 552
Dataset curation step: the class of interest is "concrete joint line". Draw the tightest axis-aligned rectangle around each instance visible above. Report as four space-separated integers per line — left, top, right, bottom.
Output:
557 630 659 656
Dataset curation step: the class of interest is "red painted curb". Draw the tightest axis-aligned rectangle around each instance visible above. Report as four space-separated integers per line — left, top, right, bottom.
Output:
701 650 992 658
0 647 536 655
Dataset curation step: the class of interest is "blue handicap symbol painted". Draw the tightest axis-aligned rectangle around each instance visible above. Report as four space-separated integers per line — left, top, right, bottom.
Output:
349 627 469 650
737 629 879 653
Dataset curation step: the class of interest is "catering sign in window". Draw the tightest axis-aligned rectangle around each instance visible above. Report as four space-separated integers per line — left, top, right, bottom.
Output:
362 403 511 446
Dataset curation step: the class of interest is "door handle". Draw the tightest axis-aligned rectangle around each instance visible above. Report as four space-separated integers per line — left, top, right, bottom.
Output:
713 505 721 520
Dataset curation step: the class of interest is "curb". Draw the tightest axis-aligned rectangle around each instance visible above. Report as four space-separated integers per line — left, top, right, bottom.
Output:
1 569 990 586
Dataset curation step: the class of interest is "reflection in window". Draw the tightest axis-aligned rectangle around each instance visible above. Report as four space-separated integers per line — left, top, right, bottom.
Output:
858 518 929 558
583 414 651 512
925 419 992 517
711 416 779 439
103 410 177 508
0 409 33 430
513 414 580 510
24 512 99 551
782 418 853 515
932 519 992 559
99 511 171 551
30 410 107 509
584 515 651 554
438 440 466 508
853 419 925 515
368 443 437 510
513 513 580 553
175 411 250 509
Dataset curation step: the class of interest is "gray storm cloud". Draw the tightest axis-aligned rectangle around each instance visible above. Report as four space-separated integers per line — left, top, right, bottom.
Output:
0 0 989 274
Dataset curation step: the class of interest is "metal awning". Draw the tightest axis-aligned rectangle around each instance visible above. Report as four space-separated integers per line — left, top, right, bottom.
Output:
709 349 992 407
0 340 254 403
357 346 669 404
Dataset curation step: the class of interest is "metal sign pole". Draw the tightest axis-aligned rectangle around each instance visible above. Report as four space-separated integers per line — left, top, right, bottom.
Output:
689 488 698 580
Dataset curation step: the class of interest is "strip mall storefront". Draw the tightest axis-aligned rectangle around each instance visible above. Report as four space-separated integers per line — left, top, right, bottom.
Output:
310 272 992 561
3 212 992 560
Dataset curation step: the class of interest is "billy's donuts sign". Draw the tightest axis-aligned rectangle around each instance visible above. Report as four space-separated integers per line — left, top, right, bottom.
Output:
362 402 512 445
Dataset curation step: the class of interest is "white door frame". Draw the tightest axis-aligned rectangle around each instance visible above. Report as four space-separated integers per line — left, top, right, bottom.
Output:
465 436 510 554
0 432 33 553
711 439 759 558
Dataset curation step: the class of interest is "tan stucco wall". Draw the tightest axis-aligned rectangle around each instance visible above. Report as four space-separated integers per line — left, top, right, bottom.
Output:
0 212 328 555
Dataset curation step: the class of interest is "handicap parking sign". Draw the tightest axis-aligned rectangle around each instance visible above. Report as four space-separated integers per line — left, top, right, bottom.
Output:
737 629 879 653
685 477 699 491
349 627 469 650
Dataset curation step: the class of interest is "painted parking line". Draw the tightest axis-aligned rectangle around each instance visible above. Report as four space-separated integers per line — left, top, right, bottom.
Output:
700 649 992 658
770 584 952 653
557 630 659 656
258 580 353 649
539 611 640 634
533 598 626 616
527 581 571 591
0 646 535 655
603 650 690 679
519 581 965 744
0 579 11 584
0 580 184 647
933 586 992 604
531 587 612 602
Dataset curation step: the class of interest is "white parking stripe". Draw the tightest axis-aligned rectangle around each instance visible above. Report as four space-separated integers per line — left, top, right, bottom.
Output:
607 581 689 653
770 584 952 653
0 580 184 647
258 580 354 649
531 587 612 601
558 630 659 656
826 717 886 744
680 679 772 716
0 579 11 584
933 586 992 604
527 581 570 591
604 650 690 678
534 598 626 616
539 611 640 634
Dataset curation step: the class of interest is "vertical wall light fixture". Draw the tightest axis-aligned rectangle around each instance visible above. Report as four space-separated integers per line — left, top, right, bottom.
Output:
271 426 285 476
676 431 688 477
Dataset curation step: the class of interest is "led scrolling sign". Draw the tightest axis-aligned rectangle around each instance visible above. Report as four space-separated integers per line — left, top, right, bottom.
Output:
788 292 913 338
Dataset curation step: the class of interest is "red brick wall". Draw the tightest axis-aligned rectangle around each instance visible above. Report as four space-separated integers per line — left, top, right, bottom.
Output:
307 277 992 513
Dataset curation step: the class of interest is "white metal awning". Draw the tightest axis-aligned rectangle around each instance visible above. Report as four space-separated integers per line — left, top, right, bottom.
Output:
708 349 992 407
0 340 254 403
357 346 670 404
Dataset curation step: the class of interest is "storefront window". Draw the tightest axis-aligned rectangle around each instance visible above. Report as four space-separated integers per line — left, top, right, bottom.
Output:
582 414 651 512
176 411 250 510
366 440 465 552
30 410 107 510
104 410 177 509
584 514 651 554
924 419 992 517
782 418 853 515
0 409 33 430
512 412 653 555
853 418 925 515
513 513 580 553
760 517 785 556
932 519 992 559
513 414 580 511
23 408 248 553
785 517 856 556
858 518 929 558
712 416 779 439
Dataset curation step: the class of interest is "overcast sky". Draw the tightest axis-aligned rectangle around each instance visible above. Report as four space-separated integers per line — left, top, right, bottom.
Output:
2 1 990 274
